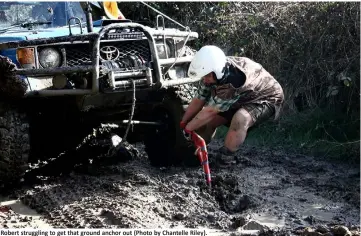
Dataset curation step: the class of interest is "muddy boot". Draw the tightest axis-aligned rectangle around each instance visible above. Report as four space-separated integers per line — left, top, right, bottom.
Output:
212 146 237 167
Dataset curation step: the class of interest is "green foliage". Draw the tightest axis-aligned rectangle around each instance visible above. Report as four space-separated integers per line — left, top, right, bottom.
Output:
249 108 359 163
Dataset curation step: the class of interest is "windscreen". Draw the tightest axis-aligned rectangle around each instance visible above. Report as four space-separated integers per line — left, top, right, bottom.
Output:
0 2 86 29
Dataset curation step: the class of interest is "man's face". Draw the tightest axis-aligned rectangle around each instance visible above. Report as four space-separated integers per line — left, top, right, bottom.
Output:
202 72 217 86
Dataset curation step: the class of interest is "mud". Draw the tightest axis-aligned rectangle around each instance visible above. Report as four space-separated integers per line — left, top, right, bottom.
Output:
0 55 27 99
0 198 51 228
1 138 360 235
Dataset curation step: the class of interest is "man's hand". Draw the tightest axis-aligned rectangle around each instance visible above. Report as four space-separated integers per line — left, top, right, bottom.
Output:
180 121 187 129
180 121 192 141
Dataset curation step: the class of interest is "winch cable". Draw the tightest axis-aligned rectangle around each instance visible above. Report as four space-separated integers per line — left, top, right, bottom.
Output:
140 1 187 29
123 79 136 141
162 28 191 79
139 1 192 79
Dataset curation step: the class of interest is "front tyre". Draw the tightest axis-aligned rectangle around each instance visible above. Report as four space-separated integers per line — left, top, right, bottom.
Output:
144 85 199 167
0 102 30 190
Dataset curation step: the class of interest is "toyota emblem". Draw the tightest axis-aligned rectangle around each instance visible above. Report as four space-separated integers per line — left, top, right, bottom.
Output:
100 46 120 61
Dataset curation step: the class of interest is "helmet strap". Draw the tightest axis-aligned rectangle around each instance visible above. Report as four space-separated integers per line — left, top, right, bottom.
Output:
217 62 246 88
217 62 230 85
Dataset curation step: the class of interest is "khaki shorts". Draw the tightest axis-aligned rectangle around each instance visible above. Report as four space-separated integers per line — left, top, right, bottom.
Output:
219 102 275 127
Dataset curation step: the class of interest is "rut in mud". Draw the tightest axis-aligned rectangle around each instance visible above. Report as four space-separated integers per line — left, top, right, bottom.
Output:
1 128 360 234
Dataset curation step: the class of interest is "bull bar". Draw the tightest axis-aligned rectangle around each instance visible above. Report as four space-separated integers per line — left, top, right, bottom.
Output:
12 23 201 97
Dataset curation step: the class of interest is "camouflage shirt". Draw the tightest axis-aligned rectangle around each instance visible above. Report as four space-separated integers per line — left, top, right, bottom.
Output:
195 56 284 119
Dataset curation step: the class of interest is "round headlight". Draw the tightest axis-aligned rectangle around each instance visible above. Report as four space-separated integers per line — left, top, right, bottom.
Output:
156 41 171 59
39 47 61 68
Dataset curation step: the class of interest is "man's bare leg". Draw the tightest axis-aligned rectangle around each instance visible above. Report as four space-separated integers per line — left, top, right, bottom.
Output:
224 108 254 152
196 115 228 144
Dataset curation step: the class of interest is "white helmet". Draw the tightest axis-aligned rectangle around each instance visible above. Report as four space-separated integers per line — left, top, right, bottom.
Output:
188 45 227 80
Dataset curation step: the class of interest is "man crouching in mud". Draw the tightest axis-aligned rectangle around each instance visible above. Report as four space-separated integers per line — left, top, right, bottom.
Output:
180 45 284 163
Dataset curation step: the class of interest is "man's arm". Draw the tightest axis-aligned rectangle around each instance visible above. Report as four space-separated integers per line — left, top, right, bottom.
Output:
181 81 211 124
186 93 241 132
185 106 219 131
181 98 206 124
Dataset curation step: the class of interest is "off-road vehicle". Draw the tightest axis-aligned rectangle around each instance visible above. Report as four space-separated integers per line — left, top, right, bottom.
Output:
0 1 201 189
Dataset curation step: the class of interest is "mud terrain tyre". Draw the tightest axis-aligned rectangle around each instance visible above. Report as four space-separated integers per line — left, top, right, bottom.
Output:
144 85 199 167
0 102 30 190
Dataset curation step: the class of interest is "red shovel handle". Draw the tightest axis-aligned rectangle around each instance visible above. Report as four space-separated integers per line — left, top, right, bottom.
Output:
180 126 212 188
192 133 211 188
192 133 206 147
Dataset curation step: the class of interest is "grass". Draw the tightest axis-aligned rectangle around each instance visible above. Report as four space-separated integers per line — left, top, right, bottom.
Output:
214 108 360 165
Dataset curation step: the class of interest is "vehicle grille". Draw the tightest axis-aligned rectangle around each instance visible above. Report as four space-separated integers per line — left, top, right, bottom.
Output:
64 40 151 67
65 44 93 66
36 39 151 68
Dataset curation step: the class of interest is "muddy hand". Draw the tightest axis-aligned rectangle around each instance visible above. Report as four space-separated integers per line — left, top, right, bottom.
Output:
180 121 192 141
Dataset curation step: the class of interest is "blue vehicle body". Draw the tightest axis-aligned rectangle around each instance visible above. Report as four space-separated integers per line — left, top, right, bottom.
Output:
0 0 198 96
0 26 104 65
0 2 102 66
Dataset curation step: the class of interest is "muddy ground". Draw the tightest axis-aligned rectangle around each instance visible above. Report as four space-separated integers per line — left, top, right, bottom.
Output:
0 137 360 235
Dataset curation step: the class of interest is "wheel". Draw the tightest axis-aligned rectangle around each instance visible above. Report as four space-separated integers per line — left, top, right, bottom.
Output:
144 85 199 167
0 102 30 190
26 96 99 163
0 55 30 190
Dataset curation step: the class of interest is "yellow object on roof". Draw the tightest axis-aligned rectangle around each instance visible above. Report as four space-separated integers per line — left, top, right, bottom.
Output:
103 1 125 20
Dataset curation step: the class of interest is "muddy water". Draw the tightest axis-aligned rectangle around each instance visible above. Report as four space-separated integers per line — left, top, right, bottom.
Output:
2 140 360 235
0 197 51 228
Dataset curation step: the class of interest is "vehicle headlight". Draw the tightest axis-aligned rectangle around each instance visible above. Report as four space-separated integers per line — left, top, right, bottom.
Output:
155 40 171 59
38 47 61 68
168 66 187 80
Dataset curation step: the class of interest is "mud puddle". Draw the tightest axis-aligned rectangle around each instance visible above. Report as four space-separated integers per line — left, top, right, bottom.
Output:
2 139 360 235
0 197 51 228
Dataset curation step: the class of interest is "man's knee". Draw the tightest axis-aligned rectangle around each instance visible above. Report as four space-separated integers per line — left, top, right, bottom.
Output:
229 108 254 132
